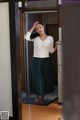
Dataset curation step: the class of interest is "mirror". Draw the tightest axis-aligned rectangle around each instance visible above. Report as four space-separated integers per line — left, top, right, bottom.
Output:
21 10 63 106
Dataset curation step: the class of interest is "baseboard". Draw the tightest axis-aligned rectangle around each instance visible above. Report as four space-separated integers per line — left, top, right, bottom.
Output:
9 117 14 120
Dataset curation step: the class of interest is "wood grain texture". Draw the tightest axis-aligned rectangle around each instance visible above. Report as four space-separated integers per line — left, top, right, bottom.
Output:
22 101 62 120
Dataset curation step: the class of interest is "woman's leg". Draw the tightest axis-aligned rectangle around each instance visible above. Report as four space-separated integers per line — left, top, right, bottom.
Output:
32 58 45 102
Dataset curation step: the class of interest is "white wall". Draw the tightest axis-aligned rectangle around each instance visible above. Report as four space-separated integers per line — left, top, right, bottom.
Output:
0 3 13 117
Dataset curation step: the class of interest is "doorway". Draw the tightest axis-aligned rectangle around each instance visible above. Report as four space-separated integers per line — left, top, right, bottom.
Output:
20 10 59 105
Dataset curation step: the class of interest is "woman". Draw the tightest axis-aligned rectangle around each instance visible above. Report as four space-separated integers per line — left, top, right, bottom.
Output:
24 21 57 104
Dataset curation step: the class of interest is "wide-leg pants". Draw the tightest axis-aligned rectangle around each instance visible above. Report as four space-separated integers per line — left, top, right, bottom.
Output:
31 57 54 96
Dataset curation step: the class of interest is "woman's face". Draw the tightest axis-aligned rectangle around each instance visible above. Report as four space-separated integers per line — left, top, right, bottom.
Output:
35 24 45 35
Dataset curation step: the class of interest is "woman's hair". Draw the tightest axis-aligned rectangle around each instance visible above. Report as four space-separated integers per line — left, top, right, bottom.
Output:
30 33 40 39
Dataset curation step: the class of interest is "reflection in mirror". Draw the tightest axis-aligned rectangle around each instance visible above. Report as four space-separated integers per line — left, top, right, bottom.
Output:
21 11 63 108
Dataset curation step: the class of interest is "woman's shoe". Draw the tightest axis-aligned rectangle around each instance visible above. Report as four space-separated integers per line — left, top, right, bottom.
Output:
34 97 40 104
39 96 44 102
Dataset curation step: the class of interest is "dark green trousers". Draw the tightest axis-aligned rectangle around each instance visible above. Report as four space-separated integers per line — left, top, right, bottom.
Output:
31 57 54 96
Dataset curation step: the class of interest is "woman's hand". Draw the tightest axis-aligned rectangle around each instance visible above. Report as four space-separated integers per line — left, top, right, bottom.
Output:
33 21 39 28
29 21 39 33
55 41 58 48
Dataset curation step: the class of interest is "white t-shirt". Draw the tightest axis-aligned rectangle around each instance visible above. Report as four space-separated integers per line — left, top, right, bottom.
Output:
24 32 55 58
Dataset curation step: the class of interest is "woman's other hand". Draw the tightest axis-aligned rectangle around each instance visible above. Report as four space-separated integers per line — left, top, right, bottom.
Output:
55 41 58 48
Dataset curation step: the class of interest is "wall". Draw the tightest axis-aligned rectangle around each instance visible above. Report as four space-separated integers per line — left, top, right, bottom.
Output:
0 3 13 117
63 4 80 120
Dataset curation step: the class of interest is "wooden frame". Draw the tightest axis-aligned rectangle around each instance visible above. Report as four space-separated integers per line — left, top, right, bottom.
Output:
0 1 22 120
9 2 22 120
19 9 26 92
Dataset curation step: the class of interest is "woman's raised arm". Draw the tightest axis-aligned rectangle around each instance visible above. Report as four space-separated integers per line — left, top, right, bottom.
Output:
24 21 39 41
